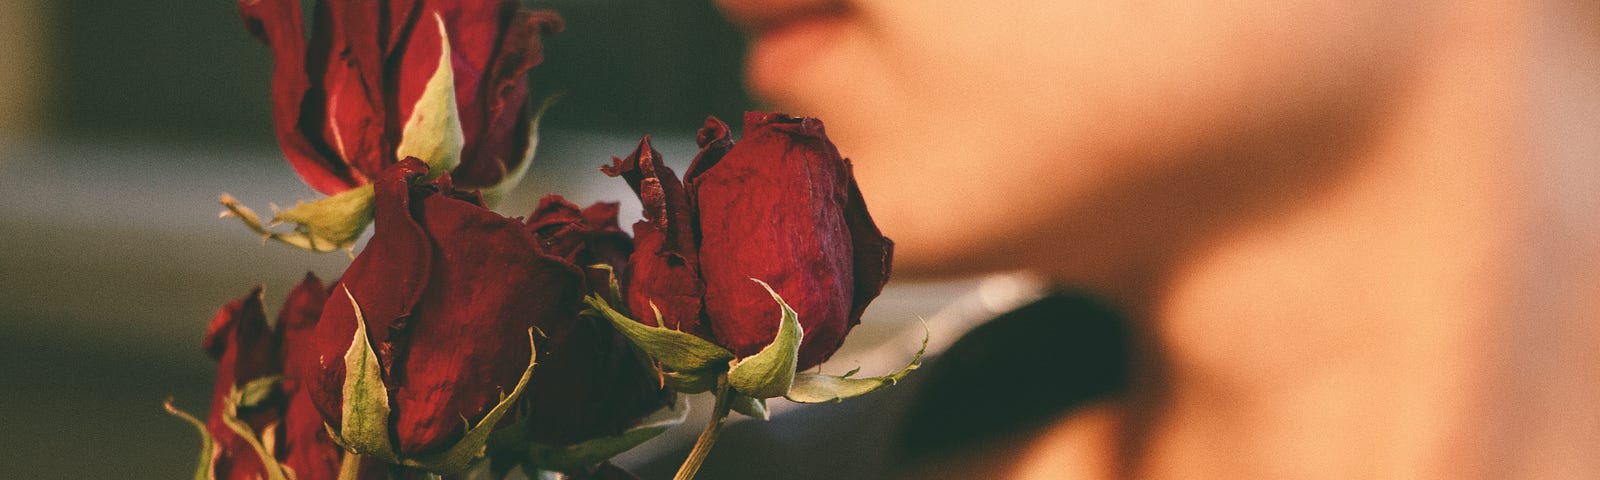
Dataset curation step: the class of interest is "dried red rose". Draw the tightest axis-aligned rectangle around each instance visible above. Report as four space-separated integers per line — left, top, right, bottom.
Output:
238 0 562 195
308 158 586 457
200 288 281 479
180 276 383 479
518 196 674 449
604 112 894 371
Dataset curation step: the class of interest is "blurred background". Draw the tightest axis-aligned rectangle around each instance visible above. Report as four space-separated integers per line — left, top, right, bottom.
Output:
0 1 1033 477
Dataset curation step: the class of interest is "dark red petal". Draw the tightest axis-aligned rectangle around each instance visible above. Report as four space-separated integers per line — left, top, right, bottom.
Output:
281 386 342 479
695 112 856 369
389 185 585 456
203 287 281 479
276 272 327 392
841 165 894 337
273 274 342 479
452 9 563 188
525 195 589 261
519 310 670 447
527 195 586 232
317 0 391 180
310 159 434 430
579 202 635 299
240 0 362 195
582 201 623 231
683 116 734 190
604 139 707 332
625 220 704 333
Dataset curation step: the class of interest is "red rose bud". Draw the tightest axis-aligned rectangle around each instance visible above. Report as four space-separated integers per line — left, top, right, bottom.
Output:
308 158 584 467
227 0 562 252
274 274 345 479
167 278 377 479
238 0 562 194
604 113 894 372
200 288 283 479
600 137 707 334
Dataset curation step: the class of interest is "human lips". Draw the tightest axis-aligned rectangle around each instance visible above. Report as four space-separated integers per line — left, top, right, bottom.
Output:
714 0 849 36
715 0 851 96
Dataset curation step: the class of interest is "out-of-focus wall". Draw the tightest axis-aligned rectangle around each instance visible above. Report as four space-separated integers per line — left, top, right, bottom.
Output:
0 0 50 136
15 0 749 146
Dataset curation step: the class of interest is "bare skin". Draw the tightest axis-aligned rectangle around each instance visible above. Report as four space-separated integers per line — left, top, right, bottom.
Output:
715 0 1600 477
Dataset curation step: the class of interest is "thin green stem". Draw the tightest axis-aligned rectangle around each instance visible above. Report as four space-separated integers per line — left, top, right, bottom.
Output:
673 375 734 480
336 451 365 480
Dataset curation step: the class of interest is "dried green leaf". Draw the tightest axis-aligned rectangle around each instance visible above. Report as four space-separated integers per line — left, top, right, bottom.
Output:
728 394 768 421
221 388 290 480
784 325 928 403
394 13 464 180
662 370 718 394
726 279 802 399
236 375 284 409
335 287 398 462
583 294 733 374
220 187 373 253
163 398 216 480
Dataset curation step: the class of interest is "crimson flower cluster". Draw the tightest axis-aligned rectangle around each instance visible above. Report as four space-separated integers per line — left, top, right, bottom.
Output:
180 1 903 479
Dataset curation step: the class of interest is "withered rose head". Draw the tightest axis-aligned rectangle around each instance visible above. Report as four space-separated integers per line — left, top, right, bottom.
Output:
309 158 586 456
203 288 281 479
519 196 674 448
198 277 351 480
239 0 562 195
604 112 894 371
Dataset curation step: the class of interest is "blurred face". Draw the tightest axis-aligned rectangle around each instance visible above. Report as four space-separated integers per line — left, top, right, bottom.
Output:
715 0 1437 280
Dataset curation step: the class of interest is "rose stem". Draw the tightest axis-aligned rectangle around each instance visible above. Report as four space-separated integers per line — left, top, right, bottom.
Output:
336 451 365 480
673 375 734 480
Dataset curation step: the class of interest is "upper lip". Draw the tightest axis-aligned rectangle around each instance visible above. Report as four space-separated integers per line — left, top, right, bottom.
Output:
713 0 849 36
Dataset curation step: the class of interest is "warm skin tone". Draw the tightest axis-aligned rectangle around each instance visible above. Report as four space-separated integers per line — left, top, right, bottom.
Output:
717 0 1600 478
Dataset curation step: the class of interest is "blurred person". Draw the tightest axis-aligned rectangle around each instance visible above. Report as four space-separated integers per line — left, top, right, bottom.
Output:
714 0 1600 478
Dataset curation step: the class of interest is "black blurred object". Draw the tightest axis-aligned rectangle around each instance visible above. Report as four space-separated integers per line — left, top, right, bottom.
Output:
893 292 1131 465
635 293 1132 479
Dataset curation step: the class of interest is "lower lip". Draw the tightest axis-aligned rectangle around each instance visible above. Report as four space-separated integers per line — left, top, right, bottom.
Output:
744 13 850 96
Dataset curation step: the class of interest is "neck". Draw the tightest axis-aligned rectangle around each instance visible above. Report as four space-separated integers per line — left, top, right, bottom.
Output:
1119 5 1600 478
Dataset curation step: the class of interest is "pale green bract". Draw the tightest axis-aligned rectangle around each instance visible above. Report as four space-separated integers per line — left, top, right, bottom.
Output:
725 279 803 399
394 12 464 182
783 322 928 404
332 287 541 475
584 294 735 374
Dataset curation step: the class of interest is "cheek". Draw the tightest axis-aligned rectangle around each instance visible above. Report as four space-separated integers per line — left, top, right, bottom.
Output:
790 1 1429 276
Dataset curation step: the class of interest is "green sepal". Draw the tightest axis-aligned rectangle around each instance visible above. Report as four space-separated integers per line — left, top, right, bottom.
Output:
784 323 929 403
662 370 718 394
394 12 463 181
237 375 285 409
726 279 802 399
517 394 689 474
332 287 399 462
408 329 541 474
331 288 543 474
479 94 558 207
162 398 217 480
222 385 291 480
729 394 768 420
219 185 374 253
582 294 734 374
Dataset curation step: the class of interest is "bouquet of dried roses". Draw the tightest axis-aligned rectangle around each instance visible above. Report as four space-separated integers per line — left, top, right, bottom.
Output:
164 1 919 479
